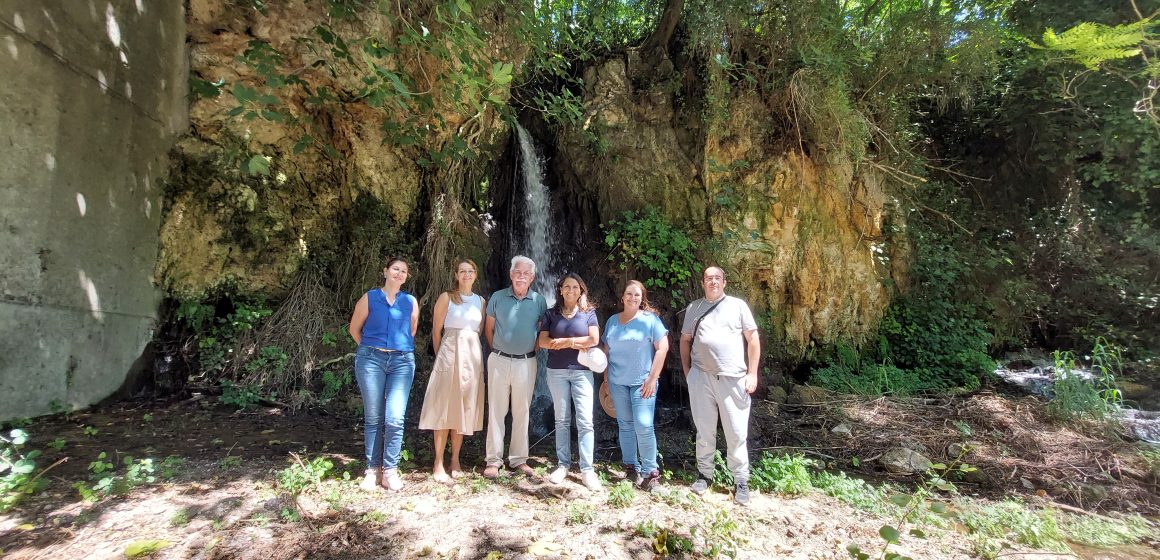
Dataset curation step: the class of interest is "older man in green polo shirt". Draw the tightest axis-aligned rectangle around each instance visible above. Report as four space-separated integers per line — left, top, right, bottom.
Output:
483 255 548 478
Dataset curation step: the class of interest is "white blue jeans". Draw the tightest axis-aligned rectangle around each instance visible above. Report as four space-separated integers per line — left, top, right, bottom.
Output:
546 367 595 472
354 346 415 470
608 382 658 474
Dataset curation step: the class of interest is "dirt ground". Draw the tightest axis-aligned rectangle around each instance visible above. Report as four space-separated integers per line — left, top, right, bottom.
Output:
1 387 1157 559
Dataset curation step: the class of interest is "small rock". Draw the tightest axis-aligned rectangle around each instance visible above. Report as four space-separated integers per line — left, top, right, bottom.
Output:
880 448 932 474
766 386 788 404
787 385 829 405
900 440 929 455
831 423 852 437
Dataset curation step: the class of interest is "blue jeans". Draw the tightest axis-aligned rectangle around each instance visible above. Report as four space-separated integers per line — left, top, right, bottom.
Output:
355 346 415 469
608 382 658 474
546 368 595 472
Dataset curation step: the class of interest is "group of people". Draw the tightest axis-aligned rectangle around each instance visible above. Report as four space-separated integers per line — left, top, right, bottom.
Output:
347 255 761 505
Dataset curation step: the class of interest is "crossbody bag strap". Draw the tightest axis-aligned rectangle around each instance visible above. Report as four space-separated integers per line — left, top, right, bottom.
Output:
690 297 725 345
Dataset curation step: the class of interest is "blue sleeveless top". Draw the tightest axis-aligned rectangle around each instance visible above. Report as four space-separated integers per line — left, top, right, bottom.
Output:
359 289 416 352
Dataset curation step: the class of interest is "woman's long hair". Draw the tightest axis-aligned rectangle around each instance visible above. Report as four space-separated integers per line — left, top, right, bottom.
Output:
554 272 596 313
624 280 657 314
445 259 478 305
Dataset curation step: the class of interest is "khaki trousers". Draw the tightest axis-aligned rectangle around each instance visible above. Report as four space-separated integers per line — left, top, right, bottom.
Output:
485 353 538 468
687 367 750 482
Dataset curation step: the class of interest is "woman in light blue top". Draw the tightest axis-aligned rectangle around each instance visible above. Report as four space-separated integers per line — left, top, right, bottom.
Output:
348 256 419 493
601 280 669 490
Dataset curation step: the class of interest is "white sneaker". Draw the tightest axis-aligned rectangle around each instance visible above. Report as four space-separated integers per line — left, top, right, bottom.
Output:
548 466 568 485
382 468 405 492
582 471 603 491
359 469 380 492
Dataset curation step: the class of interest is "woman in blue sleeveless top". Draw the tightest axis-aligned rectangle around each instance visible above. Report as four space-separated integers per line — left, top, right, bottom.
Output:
348 256 418 492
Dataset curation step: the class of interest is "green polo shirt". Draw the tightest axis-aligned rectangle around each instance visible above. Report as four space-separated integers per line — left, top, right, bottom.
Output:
486 287 547 354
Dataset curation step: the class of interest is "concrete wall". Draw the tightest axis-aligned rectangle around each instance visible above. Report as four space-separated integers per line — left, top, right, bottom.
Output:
0 1 187 420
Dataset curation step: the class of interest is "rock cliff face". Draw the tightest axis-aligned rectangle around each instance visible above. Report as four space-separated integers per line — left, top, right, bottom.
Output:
158 0 516 300
553 53 907 358
157 4 905 359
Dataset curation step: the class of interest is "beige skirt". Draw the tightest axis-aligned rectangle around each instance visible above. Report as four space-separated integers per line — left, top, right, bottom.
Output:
418 327 485 434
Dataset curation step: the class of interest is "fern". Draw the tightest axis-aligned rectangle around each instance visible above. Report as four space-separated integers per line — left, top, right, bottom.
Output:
1034 18 1154 70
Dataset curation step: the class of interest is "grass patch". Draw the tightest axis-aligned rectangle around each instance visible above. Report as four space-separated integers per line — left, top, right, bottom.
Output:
958 499 1069 558
1059 512 1155 547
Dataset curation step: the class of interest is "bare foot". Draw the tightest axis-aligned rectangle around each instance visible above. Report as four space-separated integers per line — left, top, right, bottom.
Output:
450 469 465 480
482 466 500 479
433 471 452 484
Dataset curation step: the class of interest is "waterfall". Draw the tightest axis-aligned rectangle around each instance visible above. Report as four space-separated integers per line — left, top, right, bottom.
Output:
514 124 558 305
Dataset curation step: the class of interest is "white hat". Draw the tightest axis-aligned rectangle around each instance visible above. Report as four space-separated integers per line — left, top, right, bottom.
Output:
578 347 608 373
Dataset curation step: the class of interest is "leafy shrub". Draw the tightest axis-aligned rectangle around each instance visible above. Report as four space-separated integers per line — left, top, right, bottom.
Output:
603 207 698 302
749 453 814 495
1 429 45 512
607 480 634 508
958 500 1068 555
220 380 263 409
1046 344 1122 425
277 455 334 495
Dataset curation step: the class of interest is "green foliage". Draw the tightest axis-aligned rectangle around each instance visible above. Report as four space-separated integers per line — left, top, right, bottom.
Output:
1059 512 1155 548
220 380 263 409
566 502 594 525
748 452 814 496
602 207 698 302
711 450 733 488
812 471 894 516
74 452 160 502
277 455 334 495
700 509 741 558
1033 18 1153 70
958 500 1068 557
1 429 45 513
607 480 635 508
1045 342 1123 425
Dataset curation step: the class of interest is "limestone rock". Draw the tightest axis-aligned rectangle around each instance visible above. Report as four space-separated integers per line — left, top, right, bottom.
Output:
766 386 788 404
787 385 830 405
831 423 852 437
880 448 932 474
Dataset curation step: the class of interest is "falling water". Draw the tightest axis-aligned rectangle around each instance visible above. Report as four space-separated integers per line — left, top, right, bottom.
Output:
514 124 558 306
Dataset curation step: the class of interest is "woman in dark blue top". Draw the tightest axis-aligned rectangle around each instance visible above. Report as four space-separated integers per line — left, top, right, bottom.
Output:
537 273 602 491
348 256 419 492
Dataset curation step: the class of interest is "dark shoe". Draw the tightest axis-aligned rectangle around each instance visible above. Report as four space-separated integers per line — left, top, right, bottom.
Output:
690 475 711 495
734 481 750 506
624 465 643 486
639 470 662 492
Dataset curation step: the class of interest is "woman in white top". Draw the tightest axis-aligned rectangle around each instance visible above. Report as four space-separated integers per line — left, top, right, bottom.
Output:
419 259 487 483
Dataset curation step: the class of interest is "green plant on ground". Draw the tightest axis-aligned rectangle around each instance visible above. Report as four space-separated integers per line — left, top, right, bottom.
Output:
1046 344 1122 426
700 508 742 558
48 438 66 451
650 525 695 556
608 480 634 508
82 425 99 437
712 450 734 488
1 429 46 513
170 508 192 528
1060 512 1155 548
602 207 698 303
749 452 814 495
958 500 1069 558
277 454 334 495
566 502 594 525
811 471 894 517
220 380 263 409
219 455 244 470
159 456 185 480
75 453 158 501
846 456 975 560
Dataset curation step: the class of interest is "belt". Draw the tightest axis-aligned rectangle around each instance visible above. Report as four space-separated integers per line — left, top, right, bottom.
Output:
368 346 407 354
493 350 536 359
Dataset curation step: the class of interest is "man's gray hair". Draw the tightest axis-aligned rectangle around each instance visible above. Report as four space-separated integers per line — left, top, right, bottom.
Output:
510 255 536 275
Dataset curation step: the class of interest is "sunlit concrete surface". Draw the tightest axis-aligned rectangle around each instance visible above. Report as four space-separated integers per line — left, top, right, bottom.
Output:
0 1 188 420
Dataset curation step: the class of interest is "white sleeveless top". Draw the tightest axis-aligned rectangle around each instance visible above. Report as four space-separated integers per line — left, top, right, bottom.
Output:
444 293 483 331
